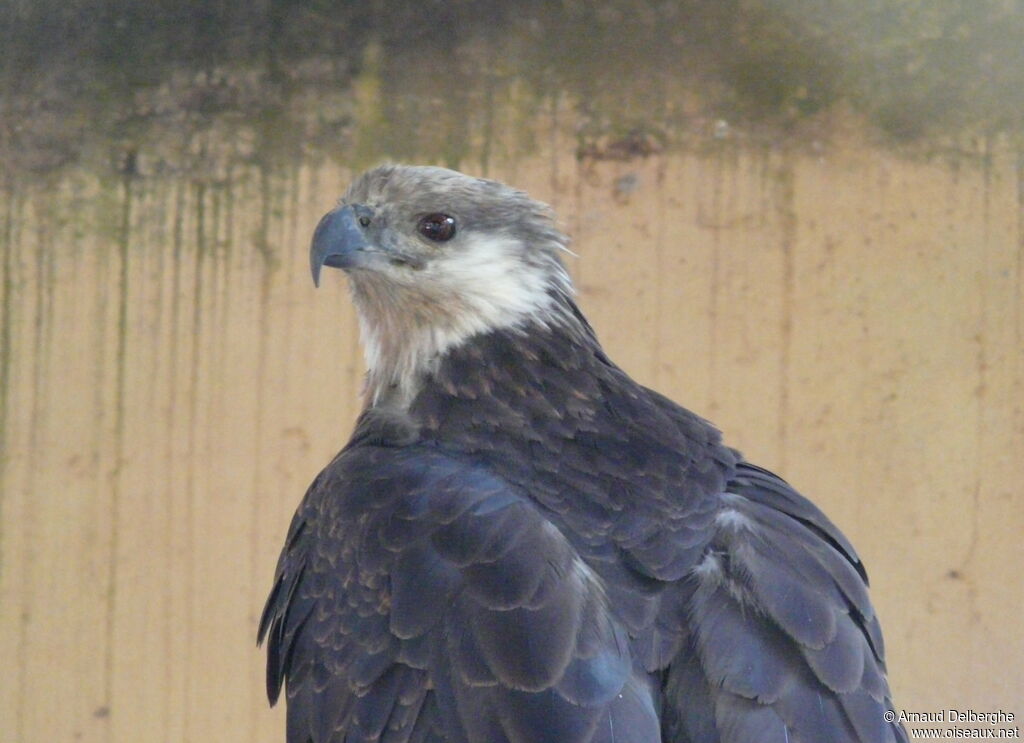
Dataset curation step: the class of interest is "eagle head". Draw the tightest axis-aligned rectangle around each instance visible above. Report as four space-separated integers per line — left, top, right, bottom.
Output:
311 164 575 400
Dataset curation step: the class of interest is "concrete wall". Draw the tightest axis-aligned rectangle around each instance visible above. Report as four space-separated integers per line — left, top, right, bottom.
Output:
1 133 1022 740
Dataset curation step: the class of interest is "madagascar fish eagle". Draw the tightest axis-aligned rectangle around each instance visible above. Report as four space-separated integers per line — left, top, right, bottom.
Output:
258 164 906 743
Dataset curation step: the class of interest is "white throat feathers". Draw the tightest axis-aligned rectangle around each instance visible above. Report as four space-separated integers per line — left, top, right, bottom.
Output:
350 233 575 405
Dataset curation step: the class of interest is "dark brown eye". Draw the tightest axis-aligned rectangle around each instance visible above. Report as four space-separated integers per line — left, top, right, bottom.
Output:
417 213 456 242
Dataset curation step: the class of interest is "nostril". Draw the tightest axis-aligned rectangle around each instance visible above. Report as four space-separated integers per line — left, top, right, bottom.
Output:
358 216 371 228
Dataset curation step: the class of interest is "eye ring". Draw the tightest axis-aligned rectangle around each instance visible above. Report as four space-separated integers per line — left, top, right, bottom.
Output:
417 213 456 242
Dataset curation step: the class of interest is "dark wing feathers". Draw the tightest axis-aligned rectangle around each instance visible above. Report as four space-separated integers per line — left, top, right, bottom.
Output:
259 447 659 743
260 320 904 742
260 447 904 743
662 462 906 743
713 695 792 743
728 463 866 581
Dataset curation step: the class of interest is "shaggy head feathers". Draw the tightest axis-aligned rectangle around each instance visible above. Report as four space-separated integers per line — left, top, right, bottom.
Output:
332 165 577 402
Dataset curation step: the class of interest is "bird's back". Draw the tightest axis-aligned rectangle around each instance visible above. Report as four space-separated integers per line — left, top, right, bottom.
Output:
261 320 905 743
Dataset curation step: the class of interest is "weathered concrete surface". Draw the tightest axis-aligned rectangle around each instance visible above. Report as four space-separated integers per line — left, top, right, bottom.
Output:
1 125 1021 740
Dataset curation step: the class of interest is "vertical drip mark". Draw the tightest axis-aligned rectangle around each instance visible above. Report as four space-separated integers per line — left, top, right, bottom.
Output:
706 149 725 415
209 184 229 420
2 188 27 743
237 167 259 743
549 94 560 208
652 156 667 389
479 57 495 177
41 204 58 439
188 180 207 488
286 161 302 259
250 164 273 652
570 142 585 301
141 180 166 739
0 192 11 743
89 175 114 735
22 193 55 743
222 170 237 399
1014 148 1023 437
223 168 236 261
145 182 167 428
280 164 303 421
163 179 186 743
775 153 796 472
183 179 206 743
0 187 16 540
214 179 234 468
853 154 878 506
959 138 994 606
256 166 276 270
166 181 185 454
103 163 134 733
275 168 295 399
209 185 223 378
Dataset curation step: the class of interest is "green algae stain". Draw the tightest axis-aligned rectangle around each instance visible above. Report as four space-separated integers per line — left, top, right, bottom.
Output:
350 42 392 172
2 0 1022 188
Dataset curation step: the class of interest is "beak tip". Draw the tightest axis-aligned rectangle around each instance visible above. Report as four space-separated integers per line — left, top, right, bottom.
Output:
309 205 368 288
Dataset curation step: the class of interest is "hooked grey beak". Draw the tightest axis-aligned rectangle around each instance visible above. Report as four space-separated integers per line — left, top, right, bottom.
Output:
309 205 369 287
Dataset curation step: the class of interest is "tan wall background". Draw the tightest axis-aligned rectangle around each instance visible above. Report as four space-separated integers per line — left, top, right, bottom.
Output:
1 131 1022 741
